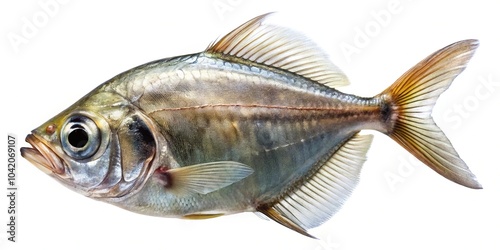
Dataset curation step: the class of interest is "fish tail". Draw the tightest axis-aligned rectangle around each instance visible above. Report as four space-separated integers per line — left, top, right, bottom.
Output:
377 39 482 189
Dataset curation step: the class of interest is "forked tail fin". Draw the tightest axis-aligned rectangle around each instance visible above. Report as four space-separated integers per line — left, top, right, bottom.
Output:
378 39 482 189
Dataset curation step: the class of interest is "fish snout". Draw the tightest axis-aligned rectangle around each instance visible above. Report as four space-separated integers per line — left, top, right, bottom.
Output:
22 134 66 176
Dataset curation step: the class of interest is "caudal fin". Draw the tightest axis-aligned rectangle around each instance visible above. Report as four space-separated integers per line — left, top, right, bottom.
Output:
378 39 482 189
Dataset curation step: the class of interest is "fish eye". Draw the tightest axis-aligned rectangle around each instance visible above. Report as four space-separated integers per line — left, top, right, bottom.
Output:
61 115 101 160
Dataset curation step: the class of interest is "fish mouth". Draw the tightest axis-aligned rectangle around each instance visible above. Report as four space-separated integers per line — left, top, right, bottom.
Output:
21 134 66 176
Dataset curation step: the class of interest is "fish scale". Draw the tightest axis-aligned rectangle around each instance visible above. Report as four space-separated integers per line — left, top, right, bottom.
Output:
118 55 341 109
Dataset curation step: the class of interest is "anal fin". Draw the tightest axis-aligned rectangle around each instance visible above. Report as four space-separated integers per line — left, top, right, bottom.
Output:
258 206 317 238
258 133 373 238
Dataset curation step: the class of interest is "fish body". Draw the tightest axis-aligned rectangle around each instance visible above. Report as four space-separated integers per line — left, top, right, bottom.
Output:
109 52 381 216
21 14 481 237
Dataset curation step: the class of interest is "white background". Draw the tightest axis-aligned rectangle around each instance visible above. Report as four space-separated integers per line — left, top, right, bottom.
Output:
1 1 499 250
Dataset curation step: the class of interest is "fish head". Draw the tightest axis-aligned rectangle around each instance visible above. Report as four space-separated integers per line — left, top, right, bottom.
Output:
21 90 162 200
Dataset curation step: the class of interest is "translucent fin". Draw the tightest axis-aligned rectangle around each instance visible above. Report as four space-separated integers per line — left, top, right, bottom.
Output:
206 13 349 88
183 213 224 220
156 161 254 195
379 39 482 189
254 211 270 221
258 134 373 238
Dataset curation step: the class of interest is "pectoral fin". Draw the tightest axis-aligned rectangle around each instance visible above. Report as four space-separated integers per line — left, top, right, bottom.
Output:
258 134 373 238
155 161 254 195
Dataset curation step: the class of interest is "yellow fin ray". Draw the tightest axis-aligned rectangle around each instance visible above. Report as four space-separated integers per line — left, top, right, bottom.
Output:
183 213 225 220
379 39 482 189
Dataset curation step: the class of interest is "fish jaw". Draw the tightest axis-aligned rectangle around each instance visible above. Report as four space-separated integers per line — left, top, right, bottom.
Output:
22 133 67 176
22 133 98 197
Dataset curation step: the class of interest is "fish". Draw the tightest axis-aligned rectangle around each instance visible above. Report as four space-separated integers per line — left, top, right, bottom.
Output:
21 13 481 238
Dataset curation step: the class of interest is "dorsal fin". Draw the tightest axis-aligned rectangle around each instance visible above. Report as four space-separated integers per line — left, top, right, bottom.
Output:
206 13 349 88
258 133 373 237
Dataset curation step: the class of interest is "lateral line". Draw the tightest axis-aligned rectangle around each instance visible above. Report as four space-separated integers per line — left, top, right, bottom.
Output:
149 103 379 116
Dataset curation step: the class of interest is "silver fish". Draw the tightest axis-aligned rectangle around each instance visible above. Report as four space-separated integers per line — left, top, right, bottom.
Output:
21 13 481 237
